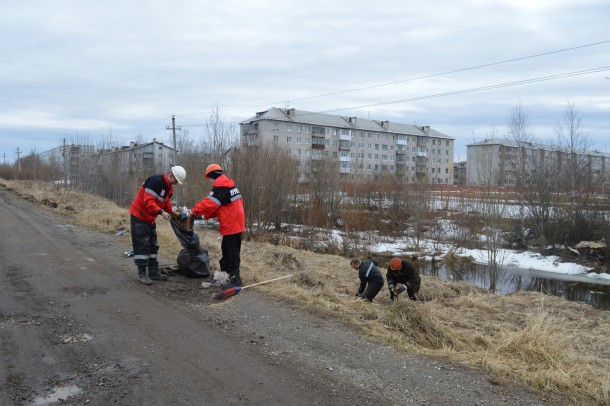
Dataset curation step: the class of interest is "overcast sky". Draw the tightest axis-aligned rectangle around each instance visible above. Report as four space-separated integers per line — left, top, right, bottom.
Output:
1 0 608 164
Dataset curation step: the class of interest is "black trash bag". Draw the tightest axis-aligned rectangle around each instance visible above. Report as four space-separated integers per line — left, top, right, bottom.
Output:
170 220 210 278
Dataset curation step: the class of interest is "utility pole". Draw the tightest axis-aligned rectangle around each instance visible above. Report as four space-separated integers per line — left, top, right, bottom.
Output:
63 138 67 186
166 115 181 204
15 147 21 179
2 152 6 165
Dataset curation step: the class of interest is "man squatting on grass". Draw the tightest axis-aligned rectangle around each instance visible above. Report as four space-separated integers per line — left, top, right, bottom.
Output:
387 257 421 301
191 164 245 290
350 258 385 302
129 166 186 285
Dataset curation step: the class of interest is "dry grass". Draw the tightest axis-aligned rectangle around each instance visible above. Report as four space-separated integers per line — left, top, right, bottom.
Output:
3 179 610 405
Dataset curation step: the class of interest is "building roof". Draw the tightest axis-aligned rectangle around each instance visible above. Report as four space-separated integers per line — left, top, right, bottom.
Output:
242 107 454 140
468 138 610 158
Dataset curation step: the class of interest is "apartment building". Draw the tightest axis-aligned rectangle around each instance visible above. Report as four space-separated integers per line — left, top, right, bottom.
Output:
240 107 455 183
97 139 175 175
466 139 610 186
38 144 95 180
453 161 467 185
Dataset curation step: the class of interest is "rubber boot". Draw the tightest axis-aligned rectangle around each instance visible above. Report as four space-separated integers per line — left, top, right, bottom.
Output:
148 260 168 281
138 266 152 285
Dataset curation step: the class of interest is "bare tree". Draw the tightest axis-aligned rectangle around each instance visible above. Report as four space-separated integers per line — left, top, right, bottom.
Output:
200 104 238 161
554 101 597 244
230 144 299 240
472 128 508 291
506 102 534 249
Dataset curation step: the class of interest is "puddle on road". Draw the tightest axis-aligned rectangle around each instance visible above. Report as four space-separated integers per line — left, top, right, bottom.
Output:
60 333 93 344
31 385 82 405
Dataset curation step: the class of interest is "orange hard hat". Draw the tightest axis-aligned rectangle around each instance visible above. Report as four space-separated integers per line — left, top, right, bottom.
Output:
205 163 223 178
389 257 402 271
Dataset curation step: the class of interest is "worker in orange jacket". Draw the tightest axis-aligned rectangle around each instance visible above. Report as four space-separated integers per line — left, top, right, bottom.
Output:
129 166 186 285
191 164 245 289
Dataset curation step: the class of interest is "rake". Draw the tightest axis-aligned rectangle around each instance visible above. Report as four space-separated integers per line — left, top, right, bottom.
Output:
212 274 294 301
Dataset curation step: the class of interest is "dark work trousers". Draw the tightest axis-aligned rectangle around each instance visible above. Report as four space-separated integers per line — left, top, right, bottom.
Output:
130 215 160 270
363 280 384 302
219 232 242 277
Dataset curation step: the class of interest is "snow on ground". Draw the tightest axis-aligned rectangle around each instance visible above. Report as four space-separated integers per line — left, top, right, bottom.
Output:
370 237 610 282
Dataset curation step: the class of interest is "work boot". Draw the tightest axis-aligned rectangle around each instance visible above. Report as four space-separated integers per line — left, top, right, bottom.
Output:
148 262 168 281
221 275 243 290
138 267 152 285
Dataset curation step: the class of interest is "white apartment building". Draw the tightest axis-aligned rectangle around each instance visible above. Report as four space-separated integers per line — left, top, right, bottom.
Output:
240 107 455 183
467 139 610 186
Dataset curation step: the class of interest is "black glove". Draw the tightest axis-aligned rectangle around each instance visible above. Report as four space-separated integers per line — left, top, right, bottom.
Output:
355 291 362 298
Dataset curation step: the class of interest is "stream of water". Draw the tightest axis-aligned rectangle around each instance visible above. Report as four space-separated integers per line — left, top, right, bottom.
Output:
418 260 610 310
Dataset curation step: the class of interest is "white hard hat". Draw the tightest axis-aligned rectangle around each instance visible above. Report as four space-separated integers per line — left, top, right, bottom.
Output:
171 166 186 184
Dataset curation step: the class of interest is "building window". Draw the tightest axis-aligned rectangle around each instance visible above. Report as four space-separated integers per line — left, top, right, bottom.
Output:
382 154 388 160
367 144 372 149
297 125 302 133
273 123 279 131
273 135 279 142
287 136 292 143
446 140 449 146
358 142 364 149
382 144 387 151
286 124 292 132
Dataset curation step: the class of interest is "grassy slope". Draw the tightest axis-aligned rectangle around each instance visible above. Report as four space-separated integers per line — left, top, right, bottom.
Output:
3 179 609 405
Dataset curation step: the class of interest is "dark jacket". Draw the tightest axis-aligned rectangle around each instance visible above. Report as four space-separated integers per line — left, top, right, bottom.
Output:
386 259 421 293
192 174 245 236
129 173 173 224
357 260 384 295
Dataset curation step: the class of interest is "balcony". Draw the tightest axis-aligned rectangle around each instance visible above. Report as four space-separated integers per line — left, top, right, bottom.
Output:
312 143 325 150
338 141 351 151
395 149 407 155
416 151 427 157
339 156 351 162
339 167 351 174
396 139 407 145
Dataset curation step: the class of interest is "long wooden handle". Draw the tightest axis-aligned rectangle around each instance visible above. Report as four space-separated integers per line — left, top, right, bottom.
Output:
242 274 293 290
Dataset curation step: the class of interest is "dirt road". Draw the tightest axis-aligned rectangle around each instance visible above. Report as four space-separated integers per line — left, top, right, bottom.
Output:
0 188 560 405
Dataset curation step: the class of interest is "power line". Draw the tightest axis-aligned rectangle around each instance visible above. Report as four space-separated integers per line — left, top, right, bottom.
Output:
321 66 610 113
175 66 610 127
185 40 610 116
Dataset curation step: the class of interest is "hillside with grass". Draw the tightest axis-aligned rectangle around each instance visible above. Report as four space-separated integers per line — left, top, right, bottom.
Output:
2 178 609 405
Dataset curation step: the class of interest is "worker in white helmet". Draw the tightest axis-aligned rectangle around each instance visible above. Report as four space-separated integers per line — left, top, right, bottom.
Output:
129 166 186 285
